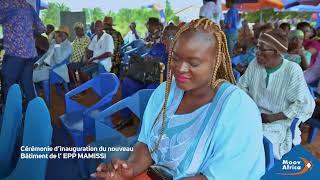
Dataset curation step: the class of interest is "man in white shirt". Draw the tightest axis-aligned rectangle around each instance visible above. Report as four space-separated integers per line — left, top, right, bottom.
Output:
33 26 72 83
199 0 224 25
81 20 114 79
124 22 140 44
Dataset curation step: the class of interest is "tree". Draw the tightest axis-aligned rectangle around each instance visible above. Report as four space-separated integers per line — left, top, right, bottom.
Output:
41 2 70 28
164 0 179 24
83 8 106 24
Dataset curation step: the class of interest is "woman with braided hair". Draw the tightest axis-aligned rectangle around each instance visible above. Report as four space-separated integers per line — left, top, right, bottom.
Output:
92 18 265 180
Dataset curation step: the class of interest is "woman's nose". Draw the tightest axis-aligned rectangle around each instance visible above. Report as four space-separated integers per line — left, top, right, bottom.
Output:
177 62 189 73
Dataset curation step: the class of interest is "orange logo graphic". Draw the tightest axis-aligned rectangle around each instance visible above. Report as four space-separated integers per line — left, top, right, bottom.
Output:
276 157 313 176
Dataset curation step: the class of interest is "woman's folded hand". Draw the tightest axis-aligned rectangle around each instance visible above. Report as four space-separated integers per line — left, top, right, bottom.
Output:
92 158 134 180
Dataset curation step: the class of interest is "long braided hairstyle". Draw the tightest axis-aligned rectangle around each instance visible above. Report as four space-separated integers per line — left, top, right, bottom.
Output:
150 18 236 153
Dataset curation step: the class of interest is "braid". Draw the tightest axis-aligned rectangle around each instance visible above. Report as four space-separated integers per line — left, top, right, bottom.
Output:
150 18 235 154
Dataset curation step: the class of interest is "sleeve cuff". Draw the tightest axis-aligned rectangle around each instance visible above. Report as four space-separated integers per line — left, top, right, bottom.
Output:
283 109 296 120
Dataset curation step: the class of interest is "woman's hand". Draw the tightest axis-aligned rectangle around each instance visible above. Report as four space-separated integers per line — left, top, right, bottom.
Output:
93 158 134 180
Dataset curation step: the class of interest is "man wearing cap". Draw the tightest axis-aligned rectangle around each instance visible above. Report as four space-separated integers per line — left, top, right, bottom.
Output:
238 30 315 160
33 25 72 83
103 16 124 75
1 0 46 103
69 22 91 87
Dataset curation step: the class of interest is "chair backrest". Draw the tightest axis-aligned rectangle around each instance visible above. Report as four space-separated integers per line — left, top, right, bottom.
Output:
6 97 52 180
263 136 274 171
97 73 120 97
65 73 120 114
96 89 154 133
0 84 22 178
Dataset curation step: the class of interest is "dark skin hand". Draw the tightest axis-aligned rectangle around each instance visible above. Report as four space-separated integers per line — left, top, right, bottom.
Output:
92 143 153 180
261 112 287 123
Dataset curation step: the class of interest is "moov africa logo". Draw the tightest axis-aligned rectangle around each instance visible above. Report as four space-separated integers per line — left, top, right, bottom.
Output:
276 157 313 176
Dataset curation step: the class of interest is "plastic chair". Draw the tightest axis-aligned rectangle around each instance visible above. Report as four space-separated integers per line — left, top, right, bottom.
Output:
1 97 52 180
264 118 299 171
42 57 70 106
305 118 320 144
121 39 148 69
233 69 241 82
59 73 120 146
0 84 22 178
95 89 154 143
84 89 154 177
263 136 274 171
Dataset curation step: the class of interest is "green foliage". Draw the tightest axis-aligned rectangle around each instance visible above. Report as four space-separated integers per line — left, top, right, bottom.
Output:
83 8 106 24
40 2 70 28
165 0 179 23
244 9 312 23
40 2 179 37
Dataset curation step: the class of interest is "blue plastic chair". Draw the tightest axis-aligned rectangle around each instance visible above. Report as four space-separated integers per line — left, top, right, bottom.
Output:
83 89 154 177
263 136 274 171
305 118 320 144
95 89 154 143
120 39 148 68
0 84 22 178
264 118 299 172
59 73 120 147
42 57 70 106
233 69 241 82
1 97 52 180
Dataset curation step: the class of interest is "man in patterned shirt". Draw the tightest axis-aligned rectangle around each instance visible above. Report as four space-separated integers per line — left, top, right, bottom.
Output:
103 16 124 76
69 22 91 87
0 0 46 103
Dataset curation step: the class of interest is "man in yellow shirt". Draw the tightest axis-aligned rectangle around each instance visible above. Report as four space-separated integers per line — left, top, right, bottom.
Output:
69 22 91 87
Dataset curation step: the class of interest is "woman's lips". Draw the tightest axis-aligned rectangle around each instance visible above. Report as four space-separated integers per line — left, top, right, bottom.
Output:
175 75 189 83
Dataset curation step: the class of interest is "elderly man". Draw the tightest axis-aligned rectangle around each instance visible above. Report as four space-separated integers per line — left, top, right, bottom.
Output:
238 30 315 160
0 0 46 103
103 16 123 75
69 22 91 87
33 26 72 84
81 20 114 81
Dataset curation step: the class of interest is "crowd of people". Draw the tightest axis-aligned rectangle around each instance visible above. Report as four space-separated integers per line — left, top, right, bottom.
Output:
0 0 319 179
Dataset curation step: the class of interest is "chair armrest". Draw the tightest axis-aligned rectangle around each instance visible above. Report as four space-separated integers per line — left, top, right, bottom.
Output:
65 79 94 98
95 98 130 122
84 93 114 116
121 41 135 51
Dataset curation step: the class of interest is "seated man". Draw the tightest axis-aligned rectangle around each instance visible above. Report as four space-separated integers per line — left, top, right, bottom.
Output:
80 20 114 81
69 22 91 87
33 26 72 83
144 17 162 48
115 24 179 130
238 30 315 160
